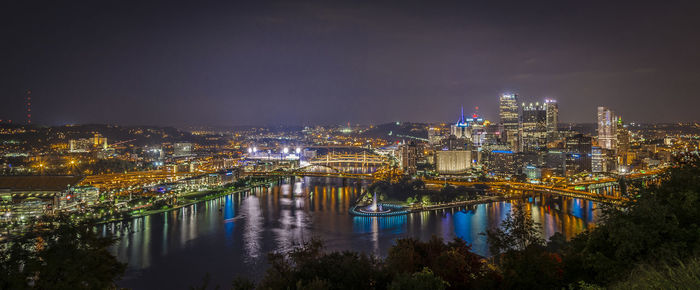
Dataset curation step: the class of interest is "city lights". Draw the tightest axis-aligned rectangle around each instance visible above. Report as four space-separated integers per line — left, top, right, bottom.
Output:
0 1 697 288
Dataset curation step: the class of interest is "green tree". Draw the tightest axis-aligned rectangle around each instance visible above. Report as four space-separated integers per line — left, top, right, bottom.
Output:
0 214 126 289
258 238 387 289
388 267 447 290
498 245 565 289
485 201 544 257
385 236 499 289
564 156 700 285
483 201 566 288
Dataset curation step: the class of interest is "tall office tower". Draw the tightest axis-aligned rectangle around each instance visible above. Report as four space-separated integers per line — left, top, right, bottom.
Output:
616 117 630 168
450 106 470 140
565 134 592 173
499 94 519 150
545 99 559 141
597 106 617 150
521 102 547 152
397 141 418 175
591 146 605 173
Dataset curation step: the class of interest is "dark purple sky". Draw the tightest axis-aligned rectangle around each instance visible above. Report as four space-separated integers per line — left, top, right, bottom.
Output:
1 0 699 126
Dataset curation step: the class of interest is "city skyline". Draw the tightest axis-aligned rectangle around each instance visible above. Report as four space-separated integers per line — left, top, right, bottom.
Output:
2 1 700 289
2 0 700 126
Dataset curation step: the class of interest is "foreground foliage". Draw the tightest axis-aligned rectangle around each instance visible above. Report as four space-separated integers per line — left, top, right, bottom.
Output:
253 236 500 290
0 215 126 289
563 156 700 285
233 157 700 289
485 155 700 288
610 257 700 289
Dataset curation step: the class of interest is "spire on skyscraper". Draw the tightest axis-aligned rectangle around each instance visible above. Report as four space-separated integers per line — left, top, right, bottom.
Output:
456 105 467 126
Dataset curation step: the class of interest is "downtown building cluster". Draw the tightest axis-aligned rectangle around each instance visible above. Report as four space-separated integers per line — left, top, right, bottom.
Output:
421 93 674 180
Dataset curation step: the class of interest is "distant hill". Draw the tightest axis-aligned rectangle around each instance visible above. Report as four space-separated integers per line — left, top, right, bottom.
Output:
359 122 428 142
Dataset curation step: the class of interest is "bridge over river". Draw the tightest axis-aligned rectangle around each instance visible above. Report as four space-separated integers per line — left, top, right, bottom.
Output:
244 166 665 204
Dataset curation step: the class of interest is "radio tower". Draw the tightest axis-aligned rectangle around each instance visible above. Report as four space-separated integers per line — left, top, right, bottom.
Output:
26 89 31 125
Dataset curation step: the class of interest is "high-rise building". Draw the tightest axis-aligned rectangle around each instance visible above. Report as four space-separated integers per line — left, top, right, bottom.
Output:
521 102 547 152
597 106 617 150
486 150 518 176
616 117 630 169
499 94 519 150
545 149 566 176
565 134 592 173
450 106 470 140
592 147 616 173
591 146 605 173
397 141 418 175
545 99 559 142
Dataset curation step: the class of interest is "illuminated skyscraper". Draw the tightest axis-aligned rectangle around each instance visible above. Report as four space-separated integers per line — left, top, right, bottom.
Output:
565 134 592 173
521 102 547 152
397 141 418 175
597 106 616 150
545 99 558 141
450 106 470 140
616 117 630 169
499 94 519 149
591 146 605 173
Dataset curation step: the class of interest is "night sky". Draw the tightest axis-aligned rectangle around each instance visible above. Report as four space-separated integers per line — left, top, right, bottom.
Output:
1 0 699 126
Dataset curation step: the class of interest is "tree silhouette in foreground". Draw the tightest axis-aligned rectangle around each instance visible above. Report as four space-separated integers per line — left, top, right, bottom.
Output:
0 214 126 289
483 201 566 289
485 201 545 256
563 154 700 285
255 237 499 290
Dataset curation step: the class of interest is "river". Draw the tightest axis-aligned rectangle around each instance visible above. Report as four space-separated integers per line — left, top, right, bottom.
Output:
104 177 599 289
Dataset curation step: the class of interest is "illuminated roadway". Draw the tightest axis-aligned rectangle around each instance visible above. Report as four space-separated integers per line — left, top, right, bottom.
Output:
80 170 201 193
243 168 665 204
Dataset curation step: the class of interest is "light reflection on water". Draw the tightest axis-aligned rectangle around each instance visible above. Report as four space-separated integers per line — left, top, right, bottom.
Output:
106 177 599 289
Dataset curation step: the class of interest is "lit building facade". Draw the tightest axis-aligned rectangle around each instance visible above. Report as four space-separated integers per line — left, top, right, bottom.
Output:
545 99 559 142
597 106 617 150
521 102 547 152
397 141 418 175
616 117 630 169
592 146 615 173
565 134 592 173
450 107 472 141
499 94 519 150
436 150 472 174
486 150 518 176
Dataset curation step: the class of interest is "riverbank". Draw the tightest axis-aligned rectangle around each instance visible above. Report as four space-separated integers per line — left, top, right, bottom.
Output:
407 195 514 212
108 175 602 288
96 179 275 225
350 194 518 217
